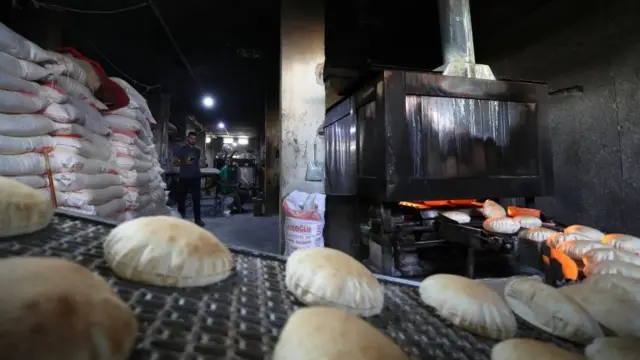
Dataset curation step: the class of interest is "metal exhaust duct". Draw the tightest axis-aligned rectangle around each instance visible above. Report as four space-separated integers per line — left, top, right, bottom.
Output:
435 0 495 80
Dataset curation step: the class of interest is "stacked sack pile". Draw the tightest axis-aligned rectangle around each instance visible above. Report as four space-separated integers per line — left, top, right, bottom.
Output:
0 22 168 220
0 22 128 217
103 77 168 221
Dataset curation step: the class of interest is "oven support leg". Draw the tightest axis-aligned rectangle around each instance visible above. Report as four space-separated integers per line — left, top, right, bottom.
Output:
278 0 326 254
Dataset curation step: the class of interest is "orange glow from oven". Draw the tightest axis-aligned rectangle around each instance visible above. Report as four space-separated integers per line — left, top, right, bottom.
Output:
543 249 579 280
398 200 478 209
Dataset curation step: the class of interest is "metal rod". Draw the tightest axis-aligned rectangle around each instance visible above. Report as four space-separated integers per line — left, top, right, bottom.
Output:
148 0 199 87
438 0 476 65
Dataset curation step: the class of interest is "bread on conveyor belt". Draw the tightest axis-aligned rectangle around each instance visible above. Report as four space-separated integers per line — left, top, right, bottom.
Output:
547 232 592 249
440 210 471 224
483 217 520 235
491 339 585 360
285 248 384 316
512 216 542 229
557 240 611 261
602 233 640 254
419 274 517 340
481 199 506 218
0 257 138 360
518 226 558 242
103 216 233 287
0 175 54 237
581 274 640 304
564 225 605 241
584 260 640 279
582 248 640 267
559 283 640 337
585 337 640 360
272 307 409 360
503 277 603 344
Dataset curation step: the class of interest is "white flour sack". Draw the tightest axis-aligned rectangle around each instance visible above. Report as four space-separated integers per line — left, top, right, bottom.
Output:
53 136 112 161
0 89 49 114
45 51 88 85
0 134 55 154
58 197 127 217
6 175 47 189
283 191 326 256
68 97 110 136
0 150 116 176
109 77 155 123
0 22 54 63
43 102 80 123
0 51 52 81
0 73 67 104
52 75 107 110
52 173 122 192
52 186 127 208
103 114 142 134
0 113 54 136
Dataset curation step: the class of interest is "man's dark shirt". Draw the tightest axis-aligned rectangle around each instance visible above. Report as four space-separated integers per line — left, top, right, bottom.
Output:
174 145 201 178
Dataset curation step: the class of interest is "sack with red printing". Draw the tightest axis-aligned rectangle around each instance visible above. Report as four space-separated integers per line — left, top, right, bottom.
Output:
283 190 326 256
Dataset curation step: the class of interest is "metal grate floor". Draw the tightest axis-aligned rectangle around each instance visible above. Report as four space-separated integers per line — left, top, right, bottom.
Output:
0 214 584 360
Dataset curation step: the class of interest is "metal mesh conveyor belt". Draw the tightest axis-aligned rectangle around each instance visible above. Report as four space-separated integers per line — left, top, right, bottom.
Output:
0 213 584 360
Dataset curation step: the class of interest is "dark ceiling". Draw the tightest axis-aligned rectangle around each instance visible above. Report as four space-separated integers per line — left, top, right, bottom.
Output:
3 0 557 133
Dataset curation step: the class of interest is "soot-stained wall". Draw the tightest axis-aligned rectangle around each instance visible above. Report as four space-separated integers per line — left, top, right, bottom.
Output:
480 0 640 234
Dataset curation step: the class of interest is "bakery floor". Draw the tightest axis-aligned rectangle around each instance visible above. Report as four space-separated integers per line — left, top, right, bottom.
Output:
179 200 281 254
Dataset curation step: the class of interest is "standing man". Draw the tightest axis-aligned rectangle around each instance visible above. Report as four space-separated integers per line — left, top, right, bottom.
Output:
174 131 205 226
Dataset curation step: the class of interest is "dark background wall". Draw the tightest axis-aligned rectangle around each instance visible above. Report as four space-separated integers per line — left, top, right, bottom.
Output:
481 0 640 233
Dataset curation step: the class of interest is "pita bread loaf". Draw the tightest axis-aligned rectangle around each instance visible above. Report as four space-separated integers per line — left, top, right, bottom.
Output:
602 234 640 254
483 217 520 234
559 283 640 337
564 225 604 241
503 277 603 343
285 248 383 316
441 211 471 224
103 216 233 287
513 216 542 229
582 248 640 267
518 226 558 242
0 257 138 360
0 176 54 237
557 240 611 260
273 307 408 360
491 339 585 360
585 337 640 360
481 200 506 218
419 274 517 340
584 260 640 279
547 233 590 249
582 274 640 304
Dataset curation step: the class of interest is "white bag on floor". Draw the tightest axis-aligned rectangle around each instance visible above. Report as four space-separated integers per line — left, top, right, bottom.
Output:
283 191 326 256
0 51 52 80
0 22 54 62
0 89 49 113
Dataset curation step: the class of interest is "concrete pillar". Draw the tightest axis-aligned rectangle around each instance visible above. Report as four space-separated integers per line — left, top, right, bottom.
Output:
279 0 326 254
152 94 171 168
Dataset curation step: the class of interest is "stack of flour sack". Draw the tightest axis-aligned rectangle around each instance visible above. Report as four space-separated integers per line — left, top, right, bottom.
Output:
0 22 168 221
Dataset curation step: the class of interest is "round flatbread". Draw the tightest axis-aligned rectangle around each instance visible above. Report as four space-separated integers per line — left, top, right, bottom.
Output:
0 257 138 360
483 217 520 234
273 307 408 360
481 200 506 218
103 216 234 287
582 248 640 267
557 240 611 260
492 339 585 360
285 247 383 316
581 274 640 304
0 175 54 237
513 216 542 229
559 283 640 337
585 337 640 360
546 233 591 249
419 274 517 340
441 211 471 224
602 234 640 254
564 225 604 241
584 260 640 279
504 277 603 344
518 227 558 242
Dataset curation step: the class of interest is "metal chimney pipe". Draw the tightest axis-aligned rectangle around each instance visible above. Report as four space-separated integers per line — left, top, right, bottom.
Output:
439 0 475 65
436 0 494 79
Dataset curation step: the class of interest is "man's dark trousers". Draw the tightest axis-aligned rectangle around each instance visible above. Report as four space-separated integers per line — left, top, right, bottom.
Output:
177 177 202 222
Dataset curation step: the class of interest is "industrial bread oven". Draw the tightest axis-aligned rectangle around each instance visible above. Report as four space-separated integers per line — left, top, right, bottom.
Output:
323 0 555 278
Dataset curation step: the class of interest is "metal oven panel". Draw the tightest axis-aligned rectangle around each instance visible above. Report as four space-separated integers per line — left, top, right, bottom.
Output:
324 97 357 195
355 70 553 201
